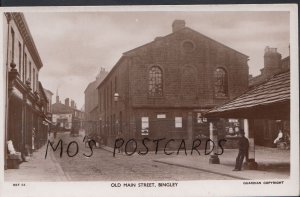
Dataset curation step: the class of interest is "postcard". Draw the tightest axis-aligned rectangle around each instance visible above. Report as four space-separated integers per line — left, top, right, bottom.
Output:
1 4 299 197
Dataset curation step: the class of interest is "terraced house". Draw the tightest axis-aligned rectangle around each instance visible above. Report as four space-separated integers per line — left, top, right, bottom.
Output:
4 13 50 168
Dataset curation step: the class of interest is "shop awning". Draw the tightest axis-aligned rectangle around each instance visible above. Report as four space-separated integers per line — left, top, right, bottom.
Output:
205 71 290 120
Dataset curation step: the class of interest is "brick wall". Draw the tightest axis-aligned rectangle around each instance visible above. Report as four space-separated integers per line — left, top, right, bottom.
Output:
98 25 249 148
127 28 249 108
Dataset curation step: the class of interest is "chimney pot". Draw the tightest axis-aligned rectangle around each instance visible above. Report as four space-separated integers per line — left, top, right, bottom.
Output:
65 98 70 107
71 100 75 108
172 20 186 33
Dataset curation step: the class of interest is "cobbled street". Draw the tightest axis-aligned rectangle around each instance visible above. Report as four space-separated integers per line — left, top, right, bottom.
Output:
49 132 235 181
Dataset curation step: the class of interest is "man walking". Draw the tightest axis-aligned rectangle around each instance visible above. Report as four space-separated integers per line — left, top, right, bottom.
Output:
233 129 249 171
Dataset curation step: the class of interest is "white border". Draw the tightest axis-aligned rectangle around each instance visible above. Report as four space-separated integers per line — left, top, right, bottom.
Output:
0 4 299 197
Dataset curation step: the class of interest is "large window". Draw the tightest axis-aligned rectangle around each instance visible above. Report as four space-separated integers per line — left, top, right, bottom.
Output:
11 28 15 62
29 61 32 83
175 117 183 128
18 42 21 73
24 53 27 81
141 117 149 136
148 66 163 96
214 67 228 97
33 68 35 91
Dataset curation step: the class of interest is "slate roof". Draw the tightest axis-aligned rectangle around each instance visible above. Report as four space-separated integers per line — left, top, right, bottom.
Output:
52 102 74 114
206 71 290 119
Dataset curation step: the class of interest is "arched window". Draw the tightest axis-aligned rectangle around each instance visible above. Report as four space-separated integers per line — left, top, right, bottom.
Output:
214 67 228 97
148 66 163 96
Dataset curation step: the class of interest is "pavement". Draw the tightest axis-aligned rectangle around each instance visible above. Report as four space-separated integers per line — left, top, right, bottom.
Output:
4 143 68 182
101 145 290 180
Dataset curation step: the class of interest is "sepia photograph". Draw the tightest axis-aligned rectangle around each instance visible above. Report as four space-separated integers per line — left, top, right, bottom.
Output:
1 4 299 196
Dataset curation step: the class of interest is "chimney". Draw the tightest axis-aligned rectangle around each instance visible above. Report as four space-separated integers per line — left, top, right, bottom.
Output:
65 98 69 107
97 67 108 82
71 100 75 108
262 46 282 78
56 88 59 103
172 20 186 33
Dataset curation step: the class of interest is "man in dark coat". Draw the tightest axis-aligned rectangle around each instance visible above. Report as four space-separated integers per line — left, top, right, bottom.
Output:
233 129 249 171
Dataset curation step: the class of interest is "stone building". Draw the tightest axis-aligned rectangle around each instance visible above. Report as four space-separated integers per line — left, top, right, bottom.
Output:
44 88 53 113
52 95 84 133
84 68 108 135
4 13 50 168
85 68 108 121
97 20 249 148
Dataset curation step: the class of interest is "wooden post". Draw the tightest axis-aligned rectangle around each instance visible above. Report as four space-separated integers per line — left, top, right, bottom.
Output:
243 119 258 169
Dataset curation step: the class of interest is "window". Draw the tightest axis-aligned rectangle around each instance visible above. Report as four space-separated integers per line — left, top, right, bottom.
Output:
157 114 166 119
182 40 195 53
141 117 149 136
114 76 117 92
214 67 228 97
18 42 21 73
29 61 32 81
36 73 38 89
33 68 35 91
11 28 15 62
175 117 183 128
24 53 27 81
148 66 163 96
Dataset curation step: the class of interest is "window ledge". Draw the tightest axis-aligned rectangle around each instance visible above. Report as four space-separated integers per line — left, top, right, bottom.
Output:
214 96 229 99
148 96 165 99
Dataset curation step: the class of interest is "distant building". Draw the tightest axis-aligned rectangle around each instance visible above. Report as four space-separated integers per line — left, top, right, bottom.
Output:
249 46 290 87
85 68 108 121
248 46 290 147
44 88 53 113
84 68 108 135
52 95 84 132
97 20 249 148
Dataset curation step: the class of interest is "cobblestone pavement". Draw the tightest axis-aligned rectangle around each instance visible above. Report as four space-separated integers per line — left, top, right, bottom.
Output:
50 132 235 181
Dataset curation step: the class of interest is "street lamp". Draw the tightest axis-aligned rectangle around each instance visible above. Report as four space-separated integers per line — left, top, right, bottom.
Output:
113 92 120 102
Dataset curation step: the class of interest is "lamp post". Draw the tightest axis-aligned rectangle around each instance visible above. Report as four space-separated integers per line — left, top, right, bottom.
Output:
209 118 220 164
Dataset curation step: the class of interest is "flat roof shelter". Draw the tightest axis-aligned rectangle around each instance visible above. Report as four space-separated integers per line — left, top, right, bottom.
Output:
204 71 290 167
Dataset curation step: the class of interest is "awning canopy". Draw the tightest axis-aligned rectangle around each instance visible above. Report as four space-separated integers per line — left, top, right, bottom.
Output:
205 71 290 120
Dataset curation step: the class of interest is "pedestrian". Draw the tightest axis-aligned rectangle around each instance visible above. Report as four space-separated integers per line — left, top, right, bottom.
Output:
32 128 36 151
273 129 283 144
233 129 249 171
115 131 124 153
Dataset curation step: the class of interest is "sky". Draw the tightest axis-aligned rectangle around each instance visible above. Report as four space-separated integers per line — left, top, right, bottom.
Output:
24 11 290 109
